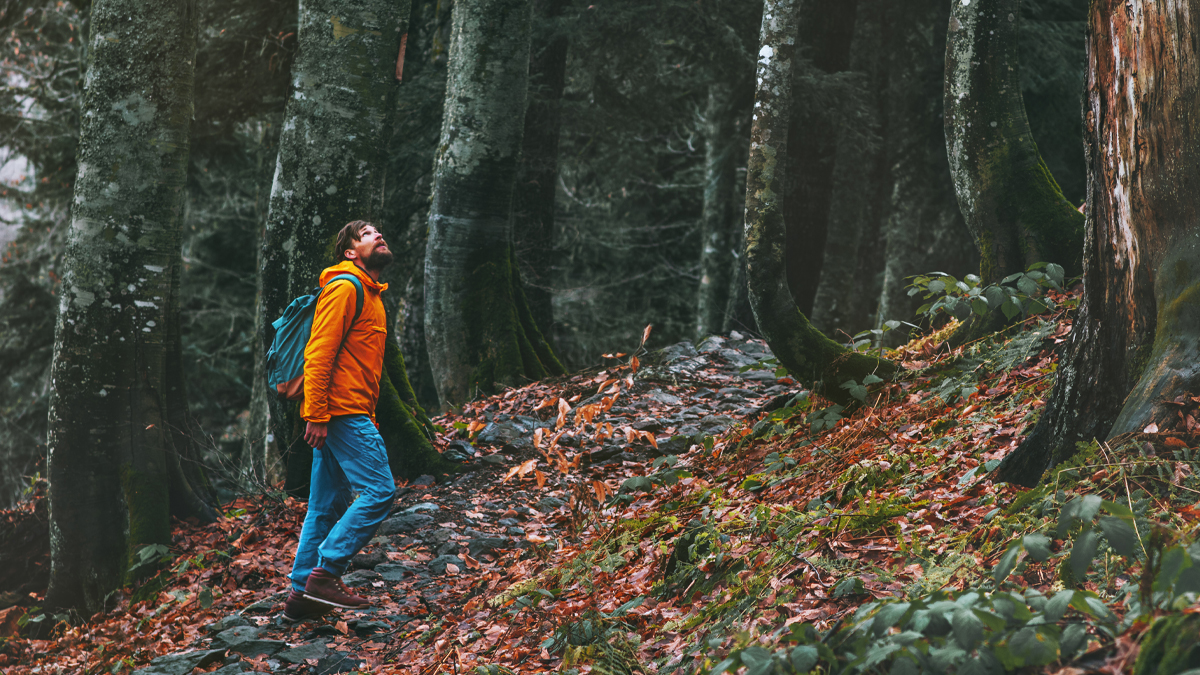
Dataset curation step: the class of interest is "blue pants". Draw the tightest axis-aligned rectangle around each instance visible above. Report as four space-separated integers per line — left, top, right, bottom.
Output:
289 414 395 592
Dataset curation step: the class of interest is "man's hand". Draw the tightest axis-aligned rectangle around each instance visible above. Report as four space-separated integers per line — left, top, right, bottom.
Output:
305 421 328 449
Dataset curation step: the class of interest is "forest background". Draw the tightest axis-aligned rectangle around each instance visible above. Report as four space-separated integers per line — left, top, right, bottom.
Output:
0 0 1086 511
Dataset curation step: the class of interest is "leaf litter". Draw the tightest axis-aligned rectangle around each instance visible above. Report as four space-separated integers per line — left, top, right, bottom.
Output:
6 292 1200 674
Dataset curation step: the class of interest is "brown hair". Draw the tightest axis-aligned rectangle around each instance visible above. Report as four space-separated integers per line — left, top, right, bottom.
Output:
332 220 374 264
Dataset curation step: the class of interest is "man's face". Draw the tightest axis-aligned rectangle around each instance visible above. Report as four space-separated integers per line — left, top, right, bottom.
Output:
348 225 394 270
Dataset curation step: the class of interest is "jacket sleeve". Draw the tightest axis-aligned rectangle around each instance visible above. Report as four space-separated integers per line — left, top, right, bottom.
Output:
300 280 357 423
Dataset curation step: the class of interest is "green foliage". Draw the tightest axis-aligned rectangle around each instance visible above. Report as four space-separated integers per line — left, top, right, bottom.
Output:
907 262 1066 323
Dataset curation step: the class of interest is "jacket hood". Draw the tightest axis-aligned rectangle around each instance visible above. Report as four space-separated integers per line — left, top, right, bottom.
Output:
320 260 388 292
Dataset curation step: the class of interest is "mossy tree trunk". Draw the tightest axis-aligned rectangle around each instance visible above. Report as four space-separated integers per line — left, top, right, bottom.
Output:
695 83 743 340
876 0 977 344
45 0 207 616
998 0 1200 485
256 0 452 494
513 0 570 337
424 0 565 407
781 0 857 318
944 0 1085 343
744 0 894 407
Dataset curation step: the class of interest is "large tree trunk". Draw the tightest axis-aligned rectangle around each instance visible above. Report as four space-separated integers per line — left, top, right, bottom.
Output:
810 0 889 341
695 83 743 340
424 0 564 407
46 0 201 615
782 0 858 318
944 0 1085 343
998 0 1200 486
257 0 452 496
877 0 977 343
744 0 894 408
513 0 570 337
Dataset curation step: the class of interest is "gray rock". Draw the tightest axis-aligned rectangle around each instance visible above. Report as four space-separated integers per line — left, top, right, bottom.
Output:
210 664 246 675
655 341 698 364
535 497 565 513
506 527 526 536
498 518 520 527
204 614 252 634
278 642 329 665
400 502 440 515
378 513 434 534
375 563 409 582
656 435 692 455
632 418 664 432
435 541 459 556
696 336 725 353
133 649 225 675
467 537 509 558
700 415 737 432
647 389 682 406
316 651 359 674
351 549 387 570
718 387 757 397
350 620 390 637
719 348 759 368
741 369 779 382
214 625 263 648
342 569 381 587
481 454 507 465
668 356 708 374
423 528 454 545
429 555 465 575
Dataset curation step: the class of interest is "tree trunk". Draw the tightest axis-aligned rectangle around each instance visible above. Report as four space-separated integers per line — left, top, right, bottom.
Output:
782 0 858 317
424 0 564 407
46 0 200 615
997 0 1200 486
513 0 570 337
877 0 977 343
744 0 894 408
257 0 452 495
695 83 742 340
944 0 1085 343
810 0 889 341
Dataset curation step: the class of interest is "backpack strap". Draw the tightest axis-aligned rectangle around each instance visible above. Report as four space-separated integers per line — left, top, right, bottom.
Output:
319 274 365 358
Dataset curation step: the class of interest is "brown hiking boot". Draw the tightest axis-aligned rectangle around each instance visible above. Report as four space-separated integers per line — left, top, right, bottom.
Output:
303 567 370 609
282 589 333 623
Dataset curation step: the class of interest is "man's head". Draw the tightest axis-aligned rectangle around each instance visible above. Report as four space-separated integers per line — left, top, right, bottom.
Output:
333 220 393 271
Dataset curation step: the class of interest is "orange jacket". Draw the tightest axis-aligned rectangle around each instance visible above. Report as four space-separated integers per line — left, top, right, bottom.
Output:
301 261 389 424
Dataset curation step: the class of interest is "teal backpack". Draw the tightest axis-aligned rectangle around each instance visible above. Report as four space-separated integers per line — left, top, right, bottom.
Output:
266 274 364 401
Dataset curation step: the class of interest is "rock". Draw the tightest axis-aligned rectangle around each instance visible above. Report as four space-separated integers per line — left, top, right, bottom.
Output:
535 497 565 513
215 626 287 658
632 418 664 433
204 614 252 634
444 439 477 463
507 527 526 536
132 649 225 675
435 541 459 557
700 415 737 432
498 518 519 527
399 502 440 515
718 387 757 397
481 455 507 465
210 663 246 675
378 513 434 535
741 369 779 382
423 528 454 546
342 569 381 587
647 389 682 406
412 474 436 486
656 435 692 455
467 537 509 558
729 330 745 340
475 418 541 450
349 620 390 637
316 651 359 674
394 487 415 499
351 549 387 570
277 642 329 665
718 348 759 368
696 336 725 353
375 563 409 582
429 555 465 575
655 341 699 364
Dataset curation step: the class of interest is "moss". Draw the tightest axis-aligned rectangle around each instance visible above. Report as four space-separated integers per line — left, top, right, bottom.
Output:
377 340 459 479
120 464 171 584
1133 614 1200 675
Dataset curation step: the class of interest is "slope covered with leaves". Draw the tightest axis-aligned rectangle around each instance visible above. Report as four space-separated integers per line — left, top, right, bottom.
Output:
7 289 1200 675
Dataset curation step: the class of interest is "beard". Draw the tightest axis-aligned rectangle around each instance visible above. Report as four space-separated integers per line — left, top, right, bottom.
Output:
364 246 394 271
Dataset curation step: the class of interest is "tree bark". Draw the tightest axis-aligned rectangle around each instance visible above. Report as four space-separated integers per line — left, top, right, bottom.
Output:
782 0 858 318
745 0 894 408
424 0 565 407
998 0 1200 486
695 83 742 340
944 0 1085 343
810 0 889 341
257 0 453 495
46 0 200 615
513 0 570 337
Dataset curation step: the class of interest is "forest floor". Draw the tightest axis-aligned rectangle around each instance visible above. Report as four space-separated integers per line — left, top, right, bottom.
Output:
6 289 1200 675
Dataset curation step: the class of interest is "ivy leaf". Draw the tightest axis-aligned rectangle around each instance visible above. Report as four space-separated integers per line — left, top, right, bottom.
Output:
1061 623 1088 658
1070 527 1101 580
995 544 1022 584
739 646 773 675
1023 534 1052 562
1098 515 1140 557
951 607 985 651
1044 590 1075 623
1001 298 1020 320
789 646 819 673
863 373 884 386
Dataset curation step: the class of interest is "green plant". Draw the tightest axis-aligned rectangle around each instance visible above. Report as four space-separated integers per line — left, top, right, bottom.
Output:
907 262 1066 323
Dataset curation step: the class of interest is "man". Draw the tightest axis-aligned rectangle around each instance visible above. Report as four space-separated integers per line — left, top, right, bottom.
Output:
283 220 396 622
